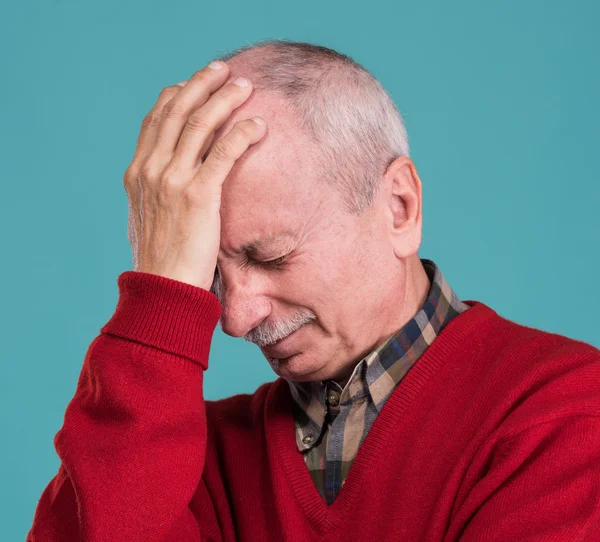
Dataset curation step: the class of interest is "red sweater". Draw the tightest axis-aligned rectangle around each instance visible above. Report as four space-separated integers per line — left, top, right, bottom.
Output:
28 271 600 541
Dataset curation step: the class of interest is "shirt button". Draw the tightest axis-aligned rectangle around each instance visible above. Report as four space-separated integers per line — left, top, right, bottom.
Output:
302 434 315 445
327 390 340 407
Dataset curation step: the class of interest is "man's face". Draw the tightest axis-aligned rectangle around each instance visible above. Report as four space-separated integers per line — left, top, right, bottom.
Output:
210 87 403 383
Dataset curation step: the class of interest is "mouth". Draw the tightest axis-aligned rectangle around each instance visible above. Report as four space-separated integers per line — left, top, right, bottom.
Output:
261 327 302 359
267 352 300 366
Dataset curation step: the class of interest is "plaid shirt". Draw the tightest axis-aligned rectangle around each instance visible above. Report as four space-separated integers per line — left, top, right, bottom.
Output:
286 258 470 504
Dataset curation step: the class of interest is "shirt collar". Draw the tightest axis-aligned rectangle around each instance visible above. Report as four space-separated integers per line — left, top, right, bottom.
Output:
287 258 470 452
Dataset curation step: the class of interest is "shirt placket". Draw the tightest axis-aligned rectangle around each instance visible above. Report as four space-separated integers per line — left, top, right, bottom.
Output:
324 382 345 504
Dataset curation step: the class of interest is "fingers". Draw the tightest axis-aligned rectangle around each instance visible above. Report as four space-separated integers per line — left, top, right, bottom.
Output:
152 62 233 160
123 62 230 260
131 85 182 171
124 88 182 257
124 88 179 250
191 117 266 194
123 60 259 268
173 76 254 171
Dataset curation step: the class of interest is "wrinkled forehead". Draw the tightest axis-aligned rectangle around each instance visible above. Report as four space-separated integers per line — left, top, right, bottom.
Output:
209 85 323 246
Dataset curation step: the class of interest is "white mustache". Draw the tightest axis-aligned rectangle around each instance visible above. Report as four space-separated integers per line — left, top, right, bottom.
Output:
244 310 316 347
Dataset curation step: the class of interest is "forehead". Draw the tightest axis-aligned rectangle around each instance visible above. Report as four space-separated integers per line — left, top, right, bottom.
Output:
211 86 323 254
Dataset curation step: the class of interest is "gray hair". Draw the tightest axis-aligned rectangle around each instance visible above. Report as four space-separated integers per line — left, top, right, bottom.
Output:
214 39 410 215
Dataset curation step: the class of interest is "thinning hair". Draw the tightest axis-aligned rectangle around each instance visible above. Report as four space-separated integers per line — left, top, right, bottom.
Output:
214 40 410 215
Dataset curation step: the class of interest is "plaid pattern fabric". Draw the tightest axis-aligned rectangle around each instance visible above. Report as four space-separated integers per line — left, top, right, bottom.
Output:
286 258 470 504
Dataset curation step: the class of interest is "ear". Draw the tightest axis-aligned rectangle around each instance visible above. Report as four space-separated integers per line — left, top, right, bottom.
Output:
384 156 423 259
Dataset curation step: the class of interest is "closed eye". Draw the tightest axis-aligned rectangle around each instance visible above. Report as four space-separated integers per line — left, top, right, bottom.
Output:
262 256 286 266
242 255 287 269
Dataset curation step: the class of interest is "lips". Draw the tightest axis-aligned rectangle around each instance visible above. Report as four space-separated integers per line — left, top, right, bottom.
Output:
261 328 300 359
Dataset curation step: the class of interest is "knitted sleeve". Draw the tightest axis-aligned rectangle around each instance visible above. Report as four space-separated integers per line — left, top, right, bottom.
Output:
27 271 224 541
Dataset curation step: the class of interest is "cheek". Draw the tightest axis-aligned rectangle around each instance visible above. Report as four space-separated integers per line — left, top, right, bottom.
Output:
280 255 340 312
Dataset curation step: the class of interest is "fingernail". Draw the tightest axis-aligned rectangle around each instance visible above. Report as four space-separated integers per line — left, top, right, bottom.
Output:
208 61 223 70
233 77 248 88
252 116 265 125
176 80 188 87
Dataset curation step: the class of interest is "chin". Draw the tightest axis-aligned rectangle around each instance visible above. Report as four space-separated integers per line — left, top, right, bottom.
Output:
267 351 327 382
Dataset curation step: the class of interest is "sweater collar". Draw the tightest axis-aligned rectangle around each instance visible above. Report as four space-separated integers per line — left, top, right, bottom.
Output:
265 300 496 533
286 258 469 452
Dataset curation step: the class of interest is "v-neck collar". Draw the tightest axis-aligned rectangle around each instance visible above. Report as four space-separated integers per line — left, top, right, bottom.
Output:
263 300 494 536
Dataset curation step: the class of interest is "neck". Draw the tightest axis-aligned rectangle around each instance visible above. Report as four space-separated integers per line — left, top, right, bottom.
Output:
332 255 431 387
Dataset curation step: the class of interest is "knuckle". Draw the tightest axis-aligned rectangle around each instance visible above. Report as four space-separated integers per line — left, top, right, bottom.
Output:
160 166 183 188
157 179 179 203
159 86 179 98
139 158 159 182
186 111 212 132
162 98 187 119
191 67 216 83
211 138 237 161
233 120 255 139
141 112 160 131
191 68 208 80
123 165 138 190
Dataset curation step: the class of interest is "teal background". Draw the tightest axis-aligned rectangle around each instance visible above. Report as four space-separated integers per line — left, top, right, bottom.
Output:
2 0 599 538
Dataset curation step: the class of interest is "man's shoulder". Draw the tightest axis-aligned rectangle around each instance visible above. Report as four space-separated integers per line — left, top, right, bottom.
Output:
468 303 600 437
455 301 599 384
484 305 599 367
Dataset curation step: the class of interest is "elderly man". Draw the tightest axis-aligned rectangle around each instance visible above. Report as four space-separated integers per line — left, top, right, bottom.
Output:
29 40 600 541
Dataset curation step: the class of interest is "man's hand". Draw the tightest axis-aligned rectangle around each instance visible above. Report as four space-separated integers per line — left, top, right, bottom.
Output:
123 61 265 290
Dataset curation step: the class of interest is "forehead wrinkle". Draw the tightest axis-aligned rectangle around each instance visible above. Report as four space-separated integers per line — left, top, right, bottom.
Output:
221 231 297 259
240 232 296 254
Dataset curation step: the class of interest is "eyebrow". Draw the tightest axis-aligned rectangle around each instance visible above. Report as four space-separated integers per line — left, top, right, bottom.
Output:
233 233 295 256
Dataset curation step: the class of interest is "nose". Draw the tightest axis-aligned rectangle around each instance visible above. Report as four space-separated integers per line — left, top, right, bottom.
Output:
217 271 272 338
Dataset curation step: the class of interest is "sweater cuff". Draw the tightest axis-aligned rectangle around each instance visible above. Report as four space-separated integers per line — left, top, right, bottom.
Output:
100 270 222 369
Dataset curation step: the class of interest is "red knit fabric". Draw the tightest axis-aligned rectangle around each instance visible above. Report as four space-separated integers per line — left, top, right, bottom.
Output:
28 271 600 541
